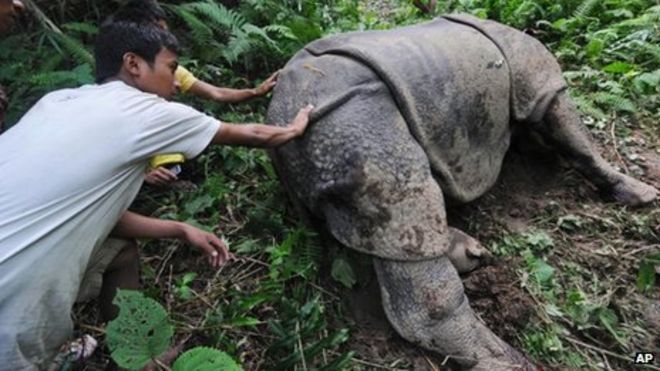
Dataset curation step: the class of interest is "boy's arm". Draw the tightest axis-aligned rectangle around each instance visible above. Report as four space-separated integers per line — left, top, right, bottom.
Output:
111 211 230 268
0 84 7 133
212 104 313 148
189 71 279 103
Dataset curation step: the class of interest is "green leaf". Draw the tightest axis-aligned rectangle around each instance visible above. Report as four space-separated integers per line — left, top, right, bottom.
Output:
633 71 660 93
602 61 635 74
530 258 555 284
585 38 604 58
181 272 197 286
173 347 242 371
184 194 215 215
545 303 564 317
229 316 262 327
597 308 627 347
331 257 357 288
557 214 584 231
637 260 656 293
525 231 554 250
106 290 174 370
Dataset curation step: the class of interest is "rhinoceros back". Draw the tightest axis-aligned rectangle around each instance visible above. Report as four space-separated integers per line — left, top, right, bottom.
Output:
267 16 566 259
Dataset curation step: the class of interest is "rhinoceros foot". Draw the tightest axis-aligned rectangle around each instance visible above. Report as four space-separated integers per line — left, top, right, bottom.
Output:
470 343 540 371
609 175 658 206
448 228 493 274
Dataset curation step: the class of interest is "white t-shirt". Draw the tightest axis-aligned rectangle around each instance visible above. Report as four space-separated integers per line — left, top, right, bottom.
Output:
0 81 220 369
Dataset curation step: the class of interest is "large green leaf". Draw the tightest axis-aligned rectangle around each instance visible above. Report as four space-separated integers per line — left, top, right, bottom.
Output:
172 347 242 371
106 290 174 370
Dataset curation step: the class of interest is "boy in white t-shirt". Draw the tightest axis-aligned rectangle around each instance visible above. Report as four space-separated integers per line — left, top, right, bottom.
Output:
0 20 312 369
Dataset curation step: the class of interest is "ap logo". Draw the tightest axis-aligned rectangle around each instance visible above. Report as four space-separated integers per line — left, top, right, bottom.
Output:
633 352 655 365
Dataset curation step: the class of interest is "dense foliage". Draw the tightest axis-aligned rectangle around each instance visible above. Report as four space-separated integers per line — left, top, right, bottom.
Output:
1 0 657 369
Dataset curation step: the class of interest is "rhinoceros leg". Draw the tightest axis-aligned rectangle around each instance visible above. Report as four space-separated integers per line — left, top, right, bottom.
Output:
536 91 658 206
374 256 536 370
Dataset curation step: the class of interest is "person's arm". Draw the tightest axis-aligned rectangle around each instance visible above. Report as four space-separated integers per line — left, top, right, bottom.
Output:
212 104 313 148
111 211 230 268
188 71 279 103
0 84 7 134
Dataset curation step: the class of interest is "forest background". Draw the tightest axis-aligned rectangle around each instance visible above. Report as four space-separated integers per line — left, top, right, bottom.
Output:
0 0 658 370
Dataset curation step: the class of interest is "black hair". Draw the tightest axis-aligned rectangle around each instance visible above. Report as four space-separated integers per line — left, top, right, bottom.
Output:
94 21 179 83
105 0 167 26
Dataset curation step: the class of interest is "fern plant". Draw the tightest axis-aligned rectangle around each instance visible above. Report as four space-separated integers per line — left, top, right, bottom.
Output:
165 0 287 66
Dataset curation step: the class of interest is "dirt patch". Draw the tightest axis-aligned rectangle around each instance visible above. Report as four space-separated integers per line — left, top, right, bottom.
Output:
462 260 535 344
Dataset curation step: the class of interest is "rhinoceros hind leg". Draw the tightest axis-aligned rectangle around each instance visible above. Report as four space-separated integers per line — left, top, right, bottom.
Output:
374 256 537 370
539 91 658 206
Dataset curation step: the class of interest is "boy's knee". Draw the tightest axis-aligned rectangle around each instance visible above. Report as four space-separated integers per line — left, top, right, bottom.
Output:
106 239 139 271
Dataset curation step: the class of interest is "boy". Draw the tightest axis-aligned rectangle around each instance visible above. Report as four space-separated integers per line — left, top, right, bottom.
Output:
0 21 312 369
109 0 282 186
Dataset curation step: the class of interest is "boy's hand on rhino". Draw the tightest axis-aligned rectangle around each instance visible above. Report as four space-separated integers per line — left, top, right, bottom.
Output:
144 167 177 186
290 104 314 136
181 224 231 268
254 70 280 96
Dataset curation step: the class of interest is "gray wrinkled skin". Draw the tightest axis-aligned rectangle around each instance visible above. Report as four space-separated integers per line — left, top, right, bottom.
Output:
267 14 657 370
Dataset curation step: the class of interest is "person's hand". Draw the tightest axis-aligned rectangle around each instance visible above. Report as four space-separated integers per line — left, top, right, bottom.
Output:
290 104 314 136
181 224 231 268
144 167 177 186
254 70 280 96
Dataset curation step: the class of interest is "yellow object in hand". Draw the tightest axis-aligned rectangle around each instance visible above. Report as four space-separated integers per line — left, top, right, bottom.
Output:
149 153 186 170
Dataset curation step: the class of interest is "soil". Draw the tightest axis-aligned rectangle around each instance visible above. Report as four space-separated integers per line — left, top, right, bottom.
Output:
462 261 536 344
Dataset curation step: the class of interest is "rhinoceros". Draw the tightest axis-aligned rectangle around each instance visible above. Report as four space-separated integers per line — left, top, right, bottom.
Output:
266 14 658 370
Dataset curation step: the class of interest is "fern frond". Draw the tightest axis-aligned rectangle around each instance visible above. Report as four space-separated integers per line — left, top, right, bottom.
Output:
574 0 600 18
29 70 81 89
48 32 94 66
263 25 298 41
591 92 637 113
613 6 660 28
222 35 252 64
563 67 603 82
171 6 214 45
572 95 608 120
242 24 278 47
184 0 246 32
62 22 98 36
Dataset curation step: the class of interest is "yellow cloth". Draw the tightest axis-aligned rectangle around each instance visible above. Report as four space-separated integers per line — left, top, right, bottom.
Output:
175 65 198 93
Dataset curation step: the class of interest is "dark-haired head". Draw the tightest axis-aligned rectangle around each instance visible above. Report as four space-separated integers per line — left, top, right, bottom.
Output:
95 21 180 98
105 0 167 27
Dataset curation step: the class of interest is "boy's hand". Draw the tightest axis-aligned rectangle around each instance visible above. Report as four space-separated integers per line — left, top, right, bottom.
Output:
254 70 280 96
290 104 314 137
181 224 231 268
145 167 178 186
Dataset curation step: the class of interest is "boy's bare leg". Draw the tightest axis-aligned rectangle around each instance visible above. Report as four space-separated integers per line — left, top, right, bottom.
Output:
538 91 657 206
99 240 140 322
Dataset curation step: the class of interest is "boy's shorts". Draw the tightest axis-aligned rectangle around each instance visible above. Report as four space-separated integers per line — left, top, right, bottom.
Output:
76 238 129 303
